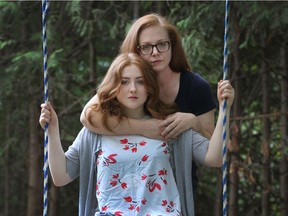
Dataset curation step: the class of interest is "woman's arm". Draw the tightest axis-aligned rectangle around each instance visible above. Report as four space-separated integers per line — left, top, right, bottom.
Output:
80 94 163 140
159 109 215 140
197 109 215 139
39 102 72 186
204 80 234 167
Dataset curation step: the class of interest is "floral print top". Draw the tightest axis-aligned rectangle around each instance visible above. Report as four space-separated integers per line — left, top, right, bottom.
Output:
95 135 181 216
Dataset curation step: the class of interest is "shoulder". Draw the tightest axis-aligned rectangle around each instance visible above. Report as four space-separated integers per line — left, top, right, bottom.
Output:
180 69 211 89
77 127 99 141
176 69 216 114
72 127 101 151
179 69 213 97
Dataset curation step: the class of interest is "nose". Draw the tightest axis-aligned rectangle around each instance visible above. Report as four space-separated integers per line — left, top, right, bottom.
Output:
151 46 159 55
129 82 136 92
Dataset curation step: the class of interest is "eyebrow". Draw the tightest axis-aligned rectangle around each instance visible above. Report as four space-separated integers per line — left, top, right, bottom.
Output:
140 39 169 44
121 76 143 79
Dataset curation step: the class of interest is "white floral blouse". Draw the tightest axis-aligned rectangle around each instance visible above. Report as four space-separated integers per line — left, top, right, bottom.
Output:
95 135 181 216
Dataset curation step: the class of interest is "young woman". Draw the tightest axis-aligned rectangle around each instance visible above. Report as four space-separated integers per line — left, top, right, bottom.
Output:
80 13 217 195
39 53 234 216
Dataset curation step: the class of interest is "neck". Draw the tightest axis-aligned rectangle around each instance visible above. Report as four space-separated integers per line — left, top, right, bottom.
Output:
158 68 179 87
123 108 146 119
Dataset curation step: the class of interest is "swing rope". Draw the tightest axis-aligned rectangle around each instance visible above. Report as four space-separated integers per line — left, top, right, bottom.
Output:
222 0 229 215
42 0 49 215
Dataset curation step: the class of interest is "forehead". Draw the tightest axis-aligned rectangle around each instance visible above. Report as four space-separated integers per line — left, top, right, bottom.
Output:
139 25 169 44
121 64 143 78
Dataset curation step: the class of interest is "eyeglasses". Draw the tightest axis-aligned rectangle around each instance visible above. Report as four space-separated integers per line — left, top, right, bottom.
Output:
137 41 171 55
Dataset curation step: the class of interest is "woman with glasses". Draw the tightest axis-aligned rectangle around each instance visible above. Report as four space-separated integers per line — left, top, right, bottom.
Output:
80 13 217 214
81 13 216 140
39 53 235 216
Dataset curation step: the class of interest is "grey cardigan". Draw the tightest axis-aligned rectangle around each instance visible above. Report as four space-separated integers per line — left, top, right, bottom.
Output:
65 127 209 216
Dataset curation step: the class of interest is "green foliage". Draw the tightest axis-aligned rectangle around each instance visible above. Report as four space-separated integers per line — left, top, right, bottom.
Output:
0 39 16 49
47 48 64 69
0 2 287 216
0 2 19 15
12 51 42 65
173 2 224 84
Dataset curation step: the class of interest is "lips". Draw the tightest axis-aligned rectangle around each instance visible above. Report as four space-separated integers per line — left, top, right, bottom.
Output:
128 96 138 99
152 60 161 64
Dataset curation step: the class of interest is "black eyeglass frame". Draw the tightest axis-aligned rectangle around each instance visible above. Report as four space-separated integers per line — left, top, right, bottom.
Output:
137 41 171 55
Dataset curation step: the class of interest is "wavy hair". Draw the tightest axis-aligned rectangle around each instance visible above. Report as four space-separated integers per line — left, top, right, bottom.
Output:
87 53 177 131
119 13 191 72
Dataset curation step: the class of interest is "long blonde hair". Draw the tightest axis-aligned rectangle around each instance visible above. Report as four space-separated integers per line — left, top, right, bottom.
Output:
87 53 177 131
120 13 191 72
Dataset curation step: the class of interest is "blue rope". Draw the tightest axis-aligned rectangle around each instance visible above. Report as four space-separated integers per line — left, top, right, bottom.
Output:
222 0 229 216
42 0 49 215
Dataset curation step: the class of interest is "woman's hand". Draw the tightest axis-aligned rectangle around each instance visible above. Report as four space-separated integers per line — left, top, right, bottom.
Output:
39 102 72 186
141 118 164 140
159 112 200 140
204 80 234 167
218 80 234 108
39 102 58 131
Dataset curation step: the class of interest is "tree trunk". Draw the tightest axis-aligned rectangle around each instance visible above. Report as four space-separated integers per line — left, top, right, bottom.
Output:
261 47 271 216
133 1 139 19
89 38 96 83
228 6 240 216
27 94 42 216
279 45 288 216
88 2 96 84
48 184 59 216
4 110 10 216
229 80 240 216
214 170 223 216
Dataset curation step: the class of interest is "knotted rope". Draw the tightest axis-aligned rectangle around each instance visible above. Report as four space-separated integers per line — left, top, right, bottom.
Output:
222 0 229 215
42 0 49 215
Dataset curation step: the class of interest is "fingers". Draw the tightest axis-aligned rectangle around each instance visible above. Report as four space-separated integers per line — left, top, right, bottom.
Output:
160 118 183 140
161 126 181 140
218 80 232 94
218 80 235 105
39 102 51 129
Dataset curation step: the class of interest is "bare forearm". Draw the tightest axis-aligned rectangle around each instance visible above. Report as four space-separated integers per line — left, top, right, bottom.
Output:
82 109 142 135
81 107 162 139
198 126 212 140
48 128 72 186
204 80 234 167
197 109 215 139
204 108 230 167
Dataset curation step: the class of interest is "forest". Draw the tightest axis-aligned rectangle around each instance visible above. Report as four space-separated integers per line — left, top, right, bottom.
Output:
0 1 287 216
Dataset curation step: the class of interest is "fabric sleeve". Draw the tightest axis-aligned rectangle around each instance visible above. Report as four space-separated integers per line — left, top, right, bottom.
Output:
172 130 195 216
65 127 100 216
191 130 209 165
172 129 209 216
65 130 82 180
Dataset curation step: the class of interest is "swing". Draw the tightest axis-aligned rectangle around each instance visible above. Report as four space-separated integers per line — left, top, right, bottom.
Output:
41 1 230 215
41 0 49 216
221 1 229 216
